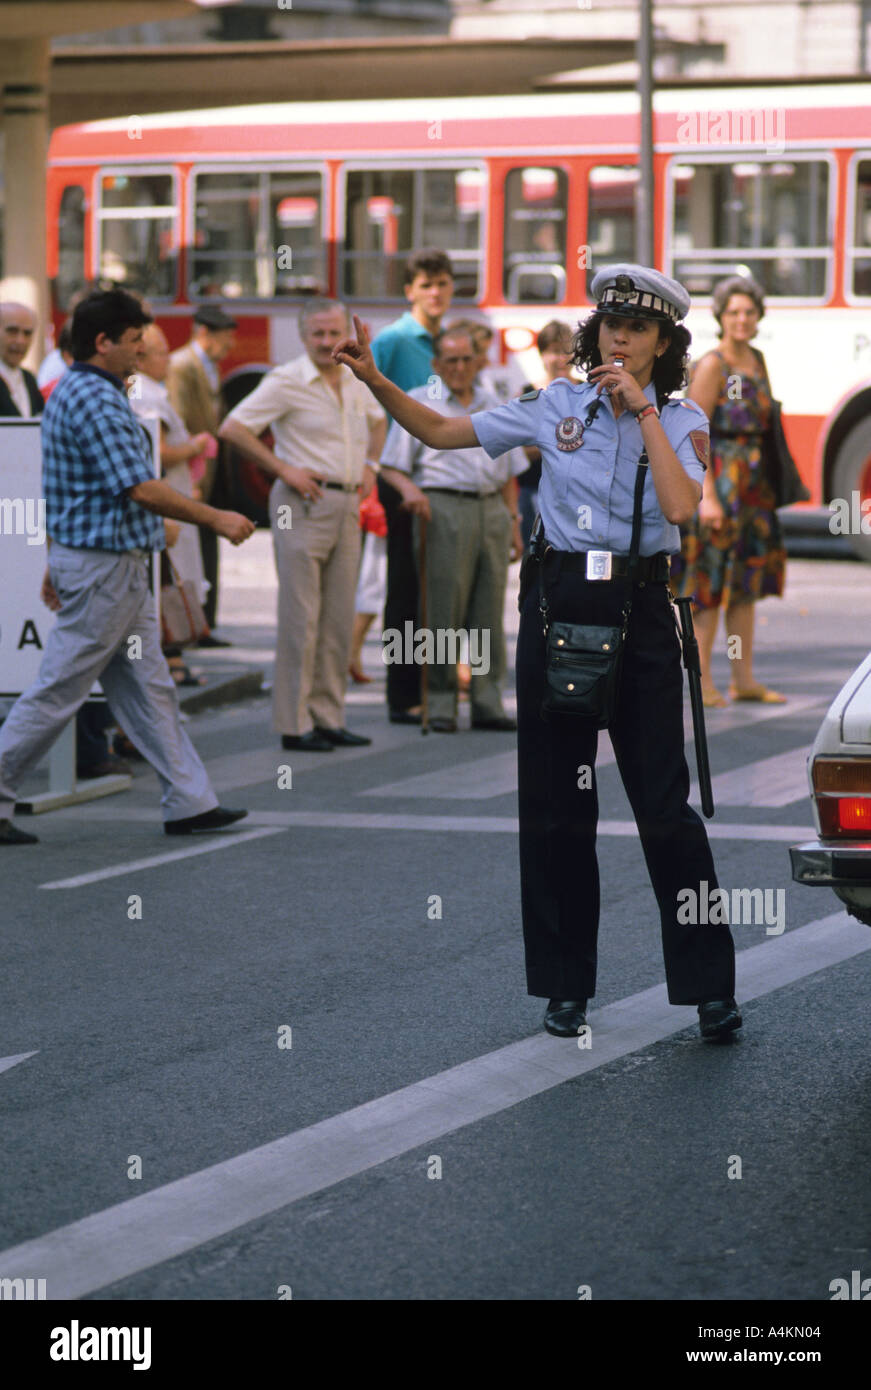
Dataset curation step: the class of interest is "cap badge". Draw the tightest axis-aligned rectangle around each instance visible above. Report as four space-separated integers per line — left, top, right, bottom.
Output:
555 416 585 451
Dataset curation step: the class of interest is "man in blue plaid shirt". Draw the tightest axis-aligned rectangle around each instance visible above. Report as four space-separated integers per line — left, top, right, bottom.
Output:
0 289 255 845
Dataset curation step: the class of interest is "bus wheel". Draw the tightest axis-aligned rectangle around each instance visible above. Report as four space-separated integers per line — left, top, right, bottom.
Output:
831 416 871 561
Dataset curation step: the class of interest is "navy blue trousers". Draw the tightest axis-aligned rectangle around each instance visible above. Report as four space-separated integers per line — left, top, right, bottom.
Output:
516 561 736 1004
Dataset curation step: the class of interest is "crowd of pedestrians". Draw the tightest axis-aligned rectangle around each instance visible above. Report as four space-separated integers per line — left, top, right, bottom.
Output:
0 259 788 847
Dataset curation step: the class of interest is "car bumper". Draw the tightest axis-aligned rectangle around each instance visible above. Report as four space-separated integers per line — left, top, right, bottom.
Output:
790 840 871 887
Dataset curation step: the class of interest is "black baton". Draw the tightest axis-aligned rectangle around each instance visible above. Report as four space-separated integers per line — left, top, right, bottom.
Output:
673 596 714 819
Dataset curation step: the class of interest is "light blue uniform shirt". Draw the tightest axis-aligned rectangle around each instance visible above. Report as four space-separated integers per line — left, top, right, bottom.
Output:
471 379 708 556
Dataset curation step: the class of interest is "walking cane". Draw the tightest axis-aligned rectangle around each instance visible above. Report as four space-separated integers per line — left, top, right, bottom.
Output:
418 512 429 735
673 595 715 818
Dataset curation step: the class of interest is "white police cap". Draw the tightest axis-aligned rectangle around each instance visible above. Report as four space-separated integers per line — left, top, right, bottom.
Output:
590 263 691 323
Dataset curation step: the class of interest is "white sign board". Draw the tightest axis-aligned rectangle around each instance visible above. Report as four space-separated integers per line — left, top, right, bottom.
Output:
0 420 53 698
0 416 161 700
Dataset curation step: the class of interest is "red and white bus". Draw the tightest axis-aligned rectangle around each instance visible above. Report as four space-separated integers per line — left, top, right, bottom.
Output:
46 83 871 549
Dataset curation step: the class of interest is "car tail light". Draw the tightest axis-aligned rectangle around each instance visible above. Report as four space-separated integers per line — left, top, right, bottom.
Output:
812 757 871 838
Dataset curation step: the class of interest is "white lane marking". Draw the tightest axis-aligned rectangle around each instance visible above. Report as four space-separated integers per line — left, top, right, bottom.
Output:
690 746 812 808
52 806 814 842
0 1051 38 1076
38 827 286 890
0 910 864 1300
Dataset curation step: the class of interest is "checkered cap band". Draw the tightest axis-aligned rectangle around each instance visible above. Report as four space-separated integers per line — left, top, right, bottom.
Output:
597 286 680 322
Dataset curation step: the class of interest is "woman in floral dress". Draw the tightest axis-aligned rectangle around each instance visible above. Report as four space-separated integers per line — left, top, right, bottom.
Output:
671 276 787 706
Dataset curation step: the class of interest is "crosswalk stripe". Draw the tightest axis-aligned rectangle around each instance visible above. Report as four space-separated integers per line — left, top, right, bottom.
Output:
690 746 812 808
38 827 287 890
0 909 865 1300
55 806 814 842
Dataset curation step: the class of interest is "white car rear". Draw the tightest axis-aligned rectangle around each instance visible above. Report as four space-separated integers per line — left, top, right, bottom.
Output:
791 653 871 923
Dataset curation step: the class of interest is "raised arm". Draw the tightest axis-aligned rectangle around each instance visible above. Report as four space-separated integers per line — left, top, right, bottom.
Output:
333 316 479 450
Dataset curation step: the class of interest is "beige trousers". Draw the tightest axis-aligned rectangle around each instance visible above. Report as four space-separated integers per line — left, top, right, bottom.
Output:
269 480 361 736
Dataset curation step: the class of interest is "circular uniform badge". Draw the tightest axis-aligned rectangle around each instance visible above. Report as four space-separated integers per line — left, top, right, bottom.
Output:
555 416 585 451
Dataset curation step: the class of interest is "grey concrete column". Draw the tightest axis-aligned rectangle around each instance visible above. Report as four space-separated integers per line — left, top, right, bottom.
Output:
1 39 50 366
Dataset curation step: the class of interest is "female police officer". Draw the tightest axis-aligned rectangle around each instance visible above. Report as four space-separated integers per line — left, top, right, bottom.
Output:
334 264 741 1043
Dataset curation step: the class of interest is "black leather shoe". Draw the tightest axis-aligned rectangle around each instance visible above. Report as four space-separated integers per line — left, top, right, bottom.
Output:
0 818 38 845
471 715 517 732
698 998 742 1040
197 634 232 649
543 998 588 1037
164 806 248 836
389 709 422 725
314 727 372 747
281 731 334 752
428 718 457 733
77 755 132 780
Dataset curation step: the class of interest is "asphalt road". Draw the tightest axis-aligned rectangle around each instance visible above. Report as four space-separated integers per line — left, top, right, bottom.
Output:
1 550 870 1306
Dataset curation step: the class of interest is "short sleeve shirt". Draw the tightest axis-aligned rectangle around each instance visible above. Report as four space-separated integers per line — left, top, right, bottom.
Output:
225 353 385 487
381 382 528 491
471 379 707 555
41 362 163 551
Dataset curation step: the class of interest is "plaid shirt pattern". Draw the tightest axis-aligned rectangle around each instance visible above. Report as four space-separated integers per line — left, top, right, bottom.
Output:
41 363 164 551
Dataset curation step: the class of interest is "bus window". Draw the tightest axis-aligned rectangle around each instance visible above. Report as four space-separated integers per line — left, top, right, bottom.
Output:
586 165 638 294
343 167 483 300
56 185 87 311
850 159 871 299
669 158 830 298
191 169 325 299
98 172 177 299
503 166 567 304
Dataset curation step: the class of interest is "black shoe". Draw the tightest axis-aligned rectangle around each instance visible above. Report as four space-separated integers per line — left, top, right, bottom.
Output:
389 709 422 725
698 998 742 1040
543 999 588 1037
281 732 334 752
0 818 38 845
428 718 457 733
77 755 133 780
314 726 372 747
112 734 145 762
164 806 248 836
197 634 232 649
471 715 517 732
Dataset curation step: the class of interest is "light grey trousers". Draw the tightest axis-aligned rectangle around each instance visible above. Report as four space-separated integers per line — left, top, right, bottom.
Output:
0 543 218 822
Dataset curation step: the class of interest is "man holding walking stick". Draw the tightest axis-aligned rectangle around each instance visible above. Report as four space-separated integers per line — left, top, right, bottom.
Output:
378 325 525 734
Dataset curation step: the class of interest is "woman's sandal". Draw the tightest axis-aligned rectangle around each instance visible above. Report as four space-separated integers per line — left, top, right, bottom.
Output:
348 663 373 685
728 684 786 704
702 687 729 708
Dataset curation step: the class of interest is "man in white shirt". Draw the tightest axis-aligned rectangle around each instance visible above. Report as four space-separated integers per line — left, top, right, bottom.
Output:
0 302 42 417
220 299 387 751
380 326 526 733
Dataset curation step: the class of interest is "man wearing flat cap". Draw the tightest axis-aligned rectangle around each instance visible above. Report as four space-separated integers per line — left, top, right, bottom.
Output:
332 262 741 1045
167 306 238 644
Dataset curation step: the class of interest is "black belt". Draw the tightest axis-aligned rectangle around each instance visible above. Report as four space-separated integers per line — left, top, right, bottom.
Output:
323 481 359 493
424 487 499 499
542 550 670 582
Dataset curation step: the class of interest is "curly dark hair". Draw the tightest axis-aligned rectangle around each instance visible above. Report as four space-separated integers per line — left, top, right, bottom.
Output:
570 311 691 405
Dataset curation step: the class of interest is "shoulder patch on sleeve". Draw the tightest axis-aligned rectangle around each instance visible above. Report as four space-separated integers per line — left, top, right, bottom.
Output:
518 389 541 402
689 429 710 468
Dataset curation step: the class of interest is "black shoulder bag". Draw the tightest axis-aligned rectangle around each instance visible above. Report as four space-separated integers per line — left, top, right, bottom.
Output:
538 453 649 727
751 349 810 508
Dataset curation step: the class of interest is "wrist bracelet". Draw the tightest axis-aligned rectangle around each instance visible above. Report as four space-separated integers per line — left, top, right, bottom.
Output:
634 404 659 422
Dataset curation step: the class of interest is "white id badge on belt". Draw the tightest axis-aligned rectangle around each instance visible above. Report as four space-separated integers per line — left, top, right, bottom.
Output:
585 550 613 581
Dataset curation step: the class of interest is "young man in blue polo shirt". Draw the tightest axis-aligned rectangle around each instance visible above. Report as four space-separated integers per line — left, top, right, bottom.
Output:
0 289 255 846
371 249 454 724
